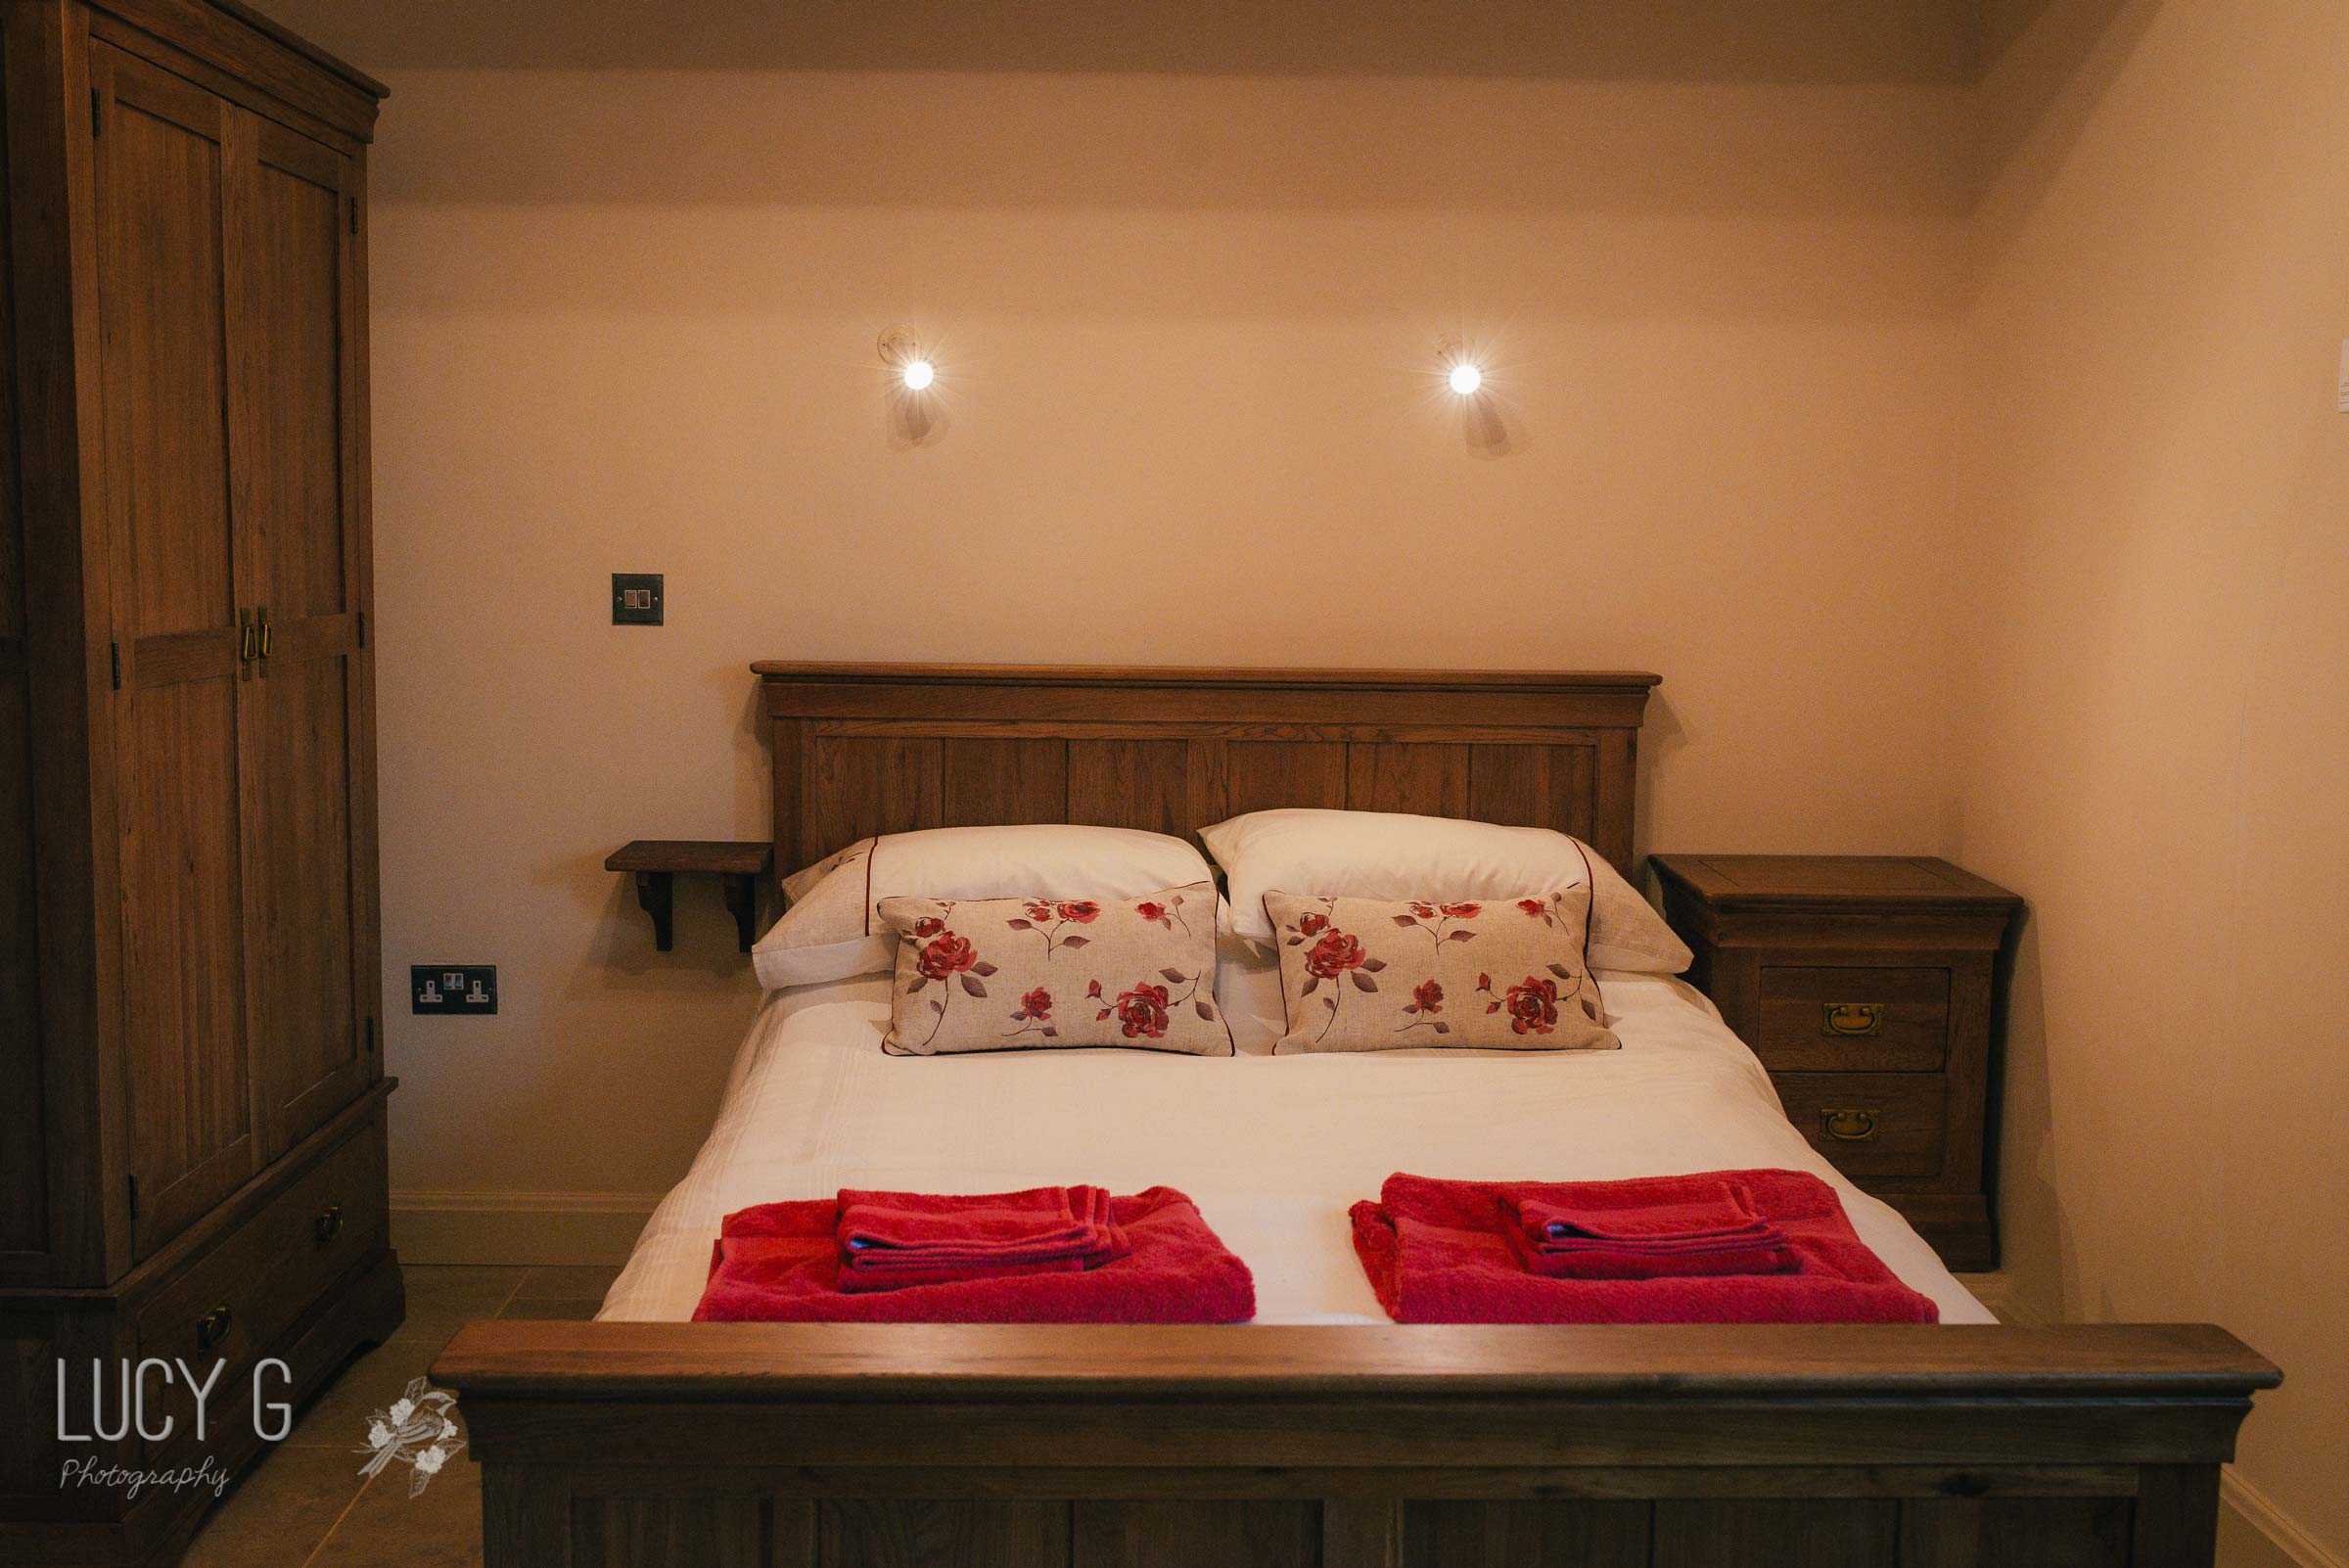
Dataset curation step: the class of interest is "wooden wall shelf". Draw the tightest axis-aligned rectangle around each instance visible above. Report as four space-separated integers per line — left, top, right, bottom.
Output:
605 840 772 952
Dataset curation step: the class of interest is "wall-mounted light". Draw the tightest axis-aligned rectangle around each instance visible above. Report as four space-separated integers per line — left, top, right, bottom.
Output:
878 329 934 392
1438 336 1484 396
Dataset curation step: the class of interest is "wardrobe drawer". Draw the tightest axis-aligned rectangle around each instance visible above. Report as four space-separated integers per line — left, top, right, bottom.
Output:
1755 965 1949 1071
135 1115 387 1447
1770 1072 1947 1178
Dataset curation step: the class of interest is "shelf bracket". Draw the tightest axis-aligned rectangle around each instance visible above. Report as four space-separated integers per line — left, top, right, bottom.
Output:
632 870 675 953
721 872 759 954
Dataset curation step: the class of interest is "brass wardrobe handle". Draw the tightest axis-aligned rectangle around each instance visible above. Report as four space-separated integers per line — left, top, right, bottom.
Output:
1821 1107 1880 1142
239 621 257 663
257 616 272 660
195 1303 233 1354
314 1204 345 1244
1822 1002 1883 1037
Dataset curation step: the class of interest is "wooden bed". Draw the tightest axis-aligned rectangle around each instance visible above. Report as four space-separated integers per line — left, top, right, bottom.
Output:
434 663 2277 1568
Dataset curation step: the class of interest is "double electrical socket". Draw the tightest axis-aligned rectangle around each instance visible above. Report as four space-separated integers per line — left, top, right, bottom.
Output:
412 964 497 1015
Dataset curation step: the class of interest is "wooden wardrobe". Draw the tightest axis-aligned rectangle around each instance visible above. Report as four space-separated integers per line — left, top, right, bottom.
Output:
0 3 393 1564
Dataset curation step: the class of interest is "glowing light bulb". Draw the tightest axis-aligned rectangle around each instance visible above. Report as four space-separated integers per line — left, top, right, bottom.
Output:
900 358 935 392
1447 361 1483 396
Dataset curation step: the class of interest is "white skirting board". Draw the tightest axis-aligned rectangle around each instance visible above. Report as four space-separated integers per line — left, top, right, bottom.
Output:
2220 1470 2344 1568
392 1190 662 1266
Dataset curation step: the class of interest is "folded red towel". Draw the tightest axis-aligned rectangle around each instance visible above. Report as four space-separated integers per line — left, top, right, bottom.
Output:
1507 1183 1773 1244
839 1184 1107 1255
836 1185 1128 1291
1499 1183 1790 1278
1499 1222 1793 1281
1352 1170 1938 1324
694 1186 1256 1323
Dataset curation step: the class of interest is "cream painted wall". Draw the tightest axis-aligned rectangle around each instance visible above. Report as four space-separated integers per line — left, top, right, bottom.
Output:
1961 0 2348 1555
255 1 2343 1550
257 4 1979 1216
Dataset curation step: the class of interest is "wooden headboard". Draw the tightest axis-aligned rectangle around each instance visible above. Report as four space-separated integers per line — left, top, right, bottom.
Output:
753 663 1661 889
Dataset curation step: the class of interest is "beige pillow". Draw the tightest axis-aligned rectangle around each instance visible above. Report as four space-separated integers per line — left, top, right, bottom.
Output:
875 882 1233 1056
1264 889 1620 1054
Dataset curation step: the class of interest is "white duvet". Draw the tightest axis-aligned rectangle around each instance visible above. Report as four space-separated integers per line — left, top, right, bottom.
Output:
601 969 1993 1324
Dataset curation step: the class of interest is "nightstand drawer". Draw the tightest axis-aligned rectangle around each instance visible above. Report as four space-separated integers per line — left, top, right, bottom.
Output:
1770 1072 1947 1177
1756 965 1950 1071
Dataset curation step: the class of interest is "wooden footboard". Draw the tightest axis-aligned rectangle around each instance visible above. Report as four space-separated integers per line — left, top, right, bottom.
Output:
433 1320 2275 1568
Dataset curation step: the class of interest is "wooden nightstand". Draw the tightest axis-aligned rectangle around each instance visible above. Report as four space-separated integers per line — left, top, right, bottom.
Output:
1649 854 2022 1270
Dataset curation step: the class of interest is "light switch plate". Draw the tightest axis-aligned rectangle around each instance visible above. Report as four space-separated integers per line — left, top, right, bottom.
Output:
612 573 664 625
413 964 497 1015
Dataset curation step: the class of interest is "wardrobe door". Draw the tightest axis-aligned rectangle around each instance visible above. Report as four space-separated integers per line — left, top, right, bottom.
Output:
90 46 255 1257
0 56 44 1267
233 117 373 1160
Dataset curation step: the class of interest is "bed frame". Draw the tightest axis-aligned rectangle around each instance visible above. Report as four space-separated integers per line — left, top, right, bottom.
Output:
436 663 2277 1568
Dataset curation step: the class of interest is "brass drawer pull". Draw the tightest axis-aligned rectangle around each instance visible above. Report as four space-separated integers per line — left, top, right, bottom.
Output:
1821 1107 1880 1142
1822 1002 1884 1037
195 1303 233 1355
314 1204 345 1244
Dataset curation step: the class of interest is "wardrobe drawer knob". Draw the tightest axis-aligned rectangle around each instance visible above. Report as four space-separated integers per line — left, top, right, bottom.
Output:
195 1304 233 1354
314 1204 345 1244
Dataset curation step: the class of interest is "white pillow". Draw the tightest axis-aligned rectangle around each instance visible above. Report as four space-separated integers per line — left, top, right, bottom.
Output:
753 824 1215 991
1213 930 1288 1056
1199 808 1691 975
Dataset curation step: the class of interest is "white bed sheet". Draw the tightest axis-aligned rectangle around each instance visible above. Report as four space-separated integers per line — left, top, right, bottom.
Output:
601 971 1994 1324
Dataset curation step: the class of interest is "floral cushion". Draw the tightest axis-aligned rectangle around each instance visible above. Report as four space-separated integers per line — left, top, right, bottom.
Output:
875 882 1232 1056
1263 889 1620 1054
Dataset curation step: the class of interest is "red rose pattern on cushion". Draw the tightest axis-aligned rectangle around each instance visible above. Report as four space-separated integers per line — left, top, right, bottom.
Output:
914 931 977 980
1005 985 1057 1042
1112 984 1169 1038
899 904 1002 1049
1480 972 1564 1036
1390 900 1484 950
1279 899 1393 1044
1006 899 1100 958
1305 929 1368 979
1130 890 1194 935
1399 978 1450 1037
1091 965 1216 1036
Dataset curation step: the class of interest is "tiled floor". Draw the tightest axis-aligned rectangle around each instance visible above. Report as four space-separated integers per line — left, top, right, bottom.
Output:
182 1264 618 1568
184 1264 2015 1566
